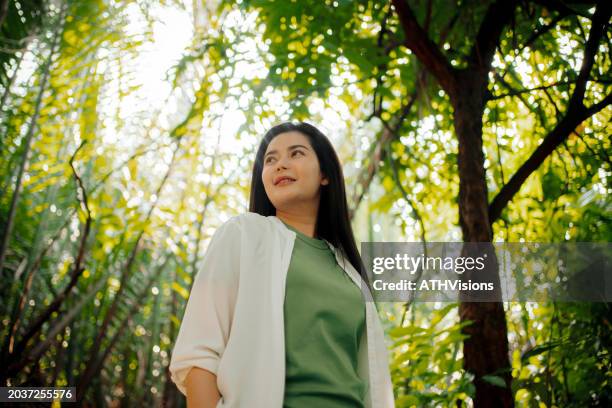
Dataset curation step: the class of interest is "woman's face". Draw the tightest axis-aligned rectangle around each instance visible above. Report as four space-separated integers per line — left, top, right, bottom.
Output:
261 131 329 213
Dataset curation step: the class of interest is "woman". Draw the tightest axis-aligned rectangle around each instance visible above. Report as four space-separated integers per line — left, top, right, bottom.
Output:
169 122 395 408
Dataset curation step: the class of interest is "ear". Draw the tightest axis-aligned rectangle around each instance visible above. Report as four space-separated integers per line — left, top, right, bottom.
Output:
321 175 329 186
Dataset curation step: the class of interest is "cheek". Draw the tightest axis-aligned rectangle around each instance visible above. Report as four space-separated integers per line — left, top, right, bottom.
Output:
302 163 321 185
261 167 274 191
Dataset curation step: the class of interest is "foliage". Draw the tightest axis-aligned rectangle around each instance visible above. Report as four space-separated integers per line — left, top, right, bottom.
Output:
0 0 609 406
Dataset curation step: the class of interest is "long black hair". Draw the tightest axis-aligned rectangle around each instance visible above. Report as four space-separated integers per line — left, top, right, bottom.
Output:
249 121 371 291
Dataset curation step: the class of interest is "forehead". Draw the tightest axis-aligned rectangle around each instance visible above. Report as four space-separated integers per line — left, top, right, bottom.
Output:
265 131 310 151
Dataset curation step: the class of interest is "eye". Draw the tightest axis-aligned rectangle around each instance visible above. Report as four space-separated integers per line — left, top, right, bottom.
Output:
292 150 304 157
265 156 275 164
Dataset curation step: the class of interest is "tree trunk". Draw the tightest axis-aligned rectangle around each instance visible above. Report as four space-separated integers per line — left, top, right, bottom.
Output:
452 70 513 407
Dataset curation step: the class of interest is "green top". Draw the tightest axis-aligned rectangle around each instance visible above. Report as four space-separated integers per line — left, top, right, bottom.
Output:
281 220 367 408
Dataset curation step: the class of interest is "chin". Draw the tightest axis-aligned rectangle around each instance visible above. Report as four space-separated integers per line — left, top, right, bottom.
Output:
270 196 297 208
270 194 306 209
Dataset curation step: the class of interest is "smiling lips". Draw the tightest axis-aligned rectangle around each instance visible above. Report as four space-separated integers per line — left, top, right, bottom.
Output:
274 176 296 186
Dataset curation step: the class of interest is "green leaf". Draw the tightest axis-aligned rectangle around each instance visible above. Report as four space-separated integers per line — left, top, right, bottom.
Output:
171 282 190 300
520 341 562 362
541 169 563 200
388 325 427 338
481 375 507 388
430 303 458 327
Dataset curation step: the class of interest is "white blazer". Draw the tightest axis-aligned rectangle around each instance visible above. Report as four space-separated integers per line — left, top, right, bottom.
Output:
169 212 395 407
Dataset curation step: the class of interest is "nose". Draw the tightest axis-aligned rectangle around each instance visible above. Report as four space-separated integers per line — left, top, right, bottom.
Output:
275 156 289 171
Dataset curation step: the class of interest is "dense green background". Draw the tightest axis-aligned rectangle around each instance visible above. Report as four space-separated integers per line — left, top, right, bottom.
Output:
0 0 610 406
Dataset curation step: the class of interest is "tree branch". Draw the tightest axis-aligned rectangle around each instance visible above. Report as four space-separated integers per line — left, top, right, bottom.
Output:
491 9 572 87
488 78 610 100
520 11 569 55
355 3 462 215
488 0 611 224
390 0 458 95
567 4 610 111
6 140 92 363
350 89 418 219
467 0 519 71
531 0 596 19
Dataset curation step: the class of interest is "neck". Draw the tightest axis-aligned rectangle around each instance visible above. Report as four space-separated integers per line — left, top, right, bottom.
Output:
275 208 318 238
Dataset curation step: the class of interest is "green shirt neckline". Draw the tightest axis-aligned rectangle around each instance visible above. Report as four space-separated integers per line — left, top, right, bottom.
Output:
279 219 329 250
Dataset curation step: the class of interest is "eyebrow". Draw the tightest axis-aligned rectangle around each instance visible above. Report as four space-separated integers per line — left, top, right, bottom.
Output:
264 144 309 159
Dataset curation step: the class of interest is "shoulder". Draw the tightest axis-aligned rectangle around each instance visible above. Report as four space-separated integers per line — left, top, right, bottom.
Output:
216 212 276 238
231 211 270 226
210 213 279 254
224 212 272 228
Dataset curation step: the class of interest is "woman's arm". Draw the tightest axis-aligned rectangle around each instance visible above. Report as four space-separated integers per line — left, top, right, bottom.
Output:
185 367 221 408
169 217 241 400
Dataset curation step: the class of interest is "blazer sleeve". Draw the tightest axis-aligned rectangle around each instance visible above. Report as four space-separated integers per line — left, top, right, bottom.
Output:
168 217 241 396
